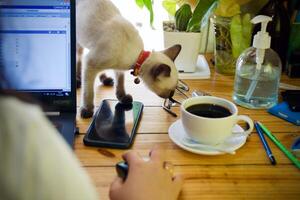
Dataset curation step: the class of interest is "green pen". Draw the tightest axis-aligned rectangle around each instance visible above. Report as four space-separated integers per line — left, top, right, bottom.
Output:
257 122 300 169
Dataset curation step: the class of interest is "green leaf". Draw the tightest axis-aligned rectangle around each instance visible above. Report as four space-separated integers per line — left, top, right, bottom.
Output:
175 4 192 31
187 0 216 32
143 0 154 27
162 0 177 16
215 0 241 17
135 0 144 9
242 13 252 49
230 13 252 58
200 1 218 30
230 15 243 58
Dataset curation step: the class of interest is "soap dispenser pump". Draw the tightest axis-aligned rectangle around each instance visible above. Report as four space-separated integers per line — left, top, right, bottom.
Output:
233 15 282 109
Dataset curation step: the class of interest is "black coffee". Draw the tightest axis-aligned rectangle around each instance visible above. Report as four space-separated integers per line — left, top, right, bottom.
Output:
186 103 231 118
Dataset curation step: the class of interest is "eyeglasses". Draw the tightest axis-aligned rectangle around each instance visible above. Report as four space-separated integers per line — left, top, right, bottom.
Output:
162 80 211 117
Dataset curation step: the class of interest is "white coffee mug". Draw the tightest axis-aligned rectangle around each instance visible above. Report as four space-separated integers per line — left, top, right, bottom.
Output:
181 96 254 145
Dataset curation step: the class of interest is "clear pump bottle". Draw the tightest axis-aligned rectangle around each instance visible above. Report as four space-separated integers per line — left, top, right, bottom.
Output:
233 15 282 109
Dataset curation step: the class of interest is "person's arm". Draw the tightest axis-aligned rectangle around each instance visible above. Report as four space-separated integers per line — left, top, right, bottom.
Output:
109 147 183 200
0 100 99 200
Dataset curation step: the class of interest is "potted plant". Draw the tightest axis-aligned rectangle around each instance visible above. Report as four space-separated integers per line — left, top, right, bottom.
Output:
162 0 217 73
212 0 254 75
134 0 217 72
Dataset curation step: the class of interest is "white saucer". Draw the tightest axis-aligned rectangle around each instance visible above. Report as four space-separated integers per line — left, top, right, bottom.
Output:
168 119 248 155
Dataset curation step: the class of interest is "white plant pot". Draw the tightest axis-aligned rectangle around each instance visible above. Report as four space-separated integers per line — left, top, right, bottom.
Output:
163 31 201 73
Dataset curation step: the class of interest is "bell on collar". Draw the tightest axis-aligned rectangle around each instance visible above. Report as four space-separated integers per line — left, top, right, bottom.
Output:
134 77 140 84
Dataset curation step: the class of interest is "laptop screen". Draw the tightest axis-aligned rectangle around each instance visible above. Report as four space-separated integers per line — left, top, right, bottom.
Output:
0 0 72 97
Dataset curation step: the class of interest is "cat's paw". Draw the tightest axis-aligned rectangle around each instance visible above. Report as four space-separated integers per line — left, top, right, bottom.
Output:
99 74 114 86
119 94 133 105
80 107 94 118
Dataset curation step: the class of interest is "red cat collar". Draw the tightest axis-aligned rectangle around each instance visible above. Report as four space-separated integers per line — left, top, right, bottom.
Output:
131 50 151 84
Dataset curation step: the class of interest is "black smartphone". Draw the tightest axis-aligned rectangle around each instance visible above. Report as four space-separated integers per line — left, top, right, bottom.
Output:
83 99 143 149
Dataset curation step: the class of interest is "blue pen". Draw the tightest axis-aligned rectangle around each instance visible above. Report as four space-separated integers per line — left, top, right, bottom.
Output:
254 122 277 165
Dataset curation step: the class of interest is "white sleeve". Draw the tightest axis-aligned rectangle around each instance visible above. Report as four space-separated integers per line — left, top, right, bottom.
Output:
0 100 99 200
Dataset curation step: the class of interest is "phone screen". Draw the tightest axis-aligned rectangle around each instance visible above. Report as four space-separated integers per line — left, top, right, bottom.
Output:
84 99 143 148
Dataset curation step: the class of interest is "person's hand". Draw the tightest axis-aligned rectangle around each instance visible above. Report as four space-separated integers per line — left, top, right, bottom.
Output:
109 147 183 200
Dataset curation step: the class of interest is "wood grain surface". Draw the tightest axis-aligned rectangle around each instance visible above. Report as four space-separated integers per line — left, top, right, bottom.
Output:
75 55 300 200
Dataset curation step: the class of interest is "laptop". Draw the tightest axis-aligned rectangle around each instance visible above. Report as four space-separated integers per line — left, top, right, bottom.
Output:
0 0 77 147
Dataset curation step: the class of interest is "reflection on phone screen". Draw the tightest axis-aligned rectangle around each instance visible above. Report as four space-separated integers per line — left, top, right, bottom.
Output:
88 100 138 143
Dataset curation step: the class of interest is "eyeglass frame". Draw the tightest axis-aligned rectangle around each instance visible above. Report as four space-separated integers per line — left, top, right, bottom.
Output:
162 80 211 117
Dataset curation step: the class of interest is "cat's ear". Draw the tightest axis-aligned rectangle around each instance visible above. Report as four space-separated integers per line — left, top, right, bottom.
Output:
151 64 171 79
162 44 181 61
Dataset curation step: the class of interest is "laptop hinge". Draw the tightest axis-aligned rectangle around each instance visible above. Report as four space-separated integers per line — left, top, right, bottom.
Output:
45 112 61 116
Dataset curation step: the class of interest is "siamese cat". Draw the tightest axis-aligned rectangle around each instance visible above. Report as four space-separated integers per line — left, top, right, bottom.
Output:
76 0 181 118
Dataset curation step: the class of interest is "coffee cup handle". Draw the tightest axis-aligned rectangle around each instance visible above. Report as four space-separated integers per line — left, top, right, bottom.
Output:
236 115 254 136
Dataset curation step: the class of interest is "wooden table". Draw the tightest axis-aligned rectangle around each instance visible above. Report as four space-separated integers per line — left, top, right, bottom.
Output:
75 55 300 199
